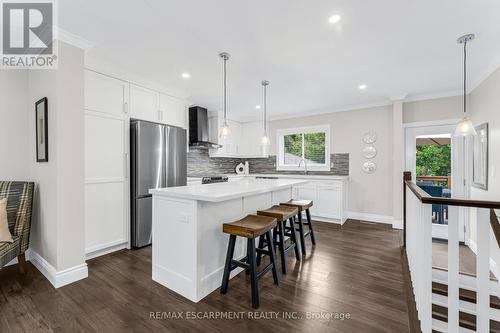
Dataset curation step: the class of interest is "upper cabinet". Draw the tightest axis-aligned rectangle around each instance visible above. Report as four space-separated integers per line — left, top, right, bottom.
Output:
85 71 128 116
130 85 187 129
130 84 159 123
159 93 187 129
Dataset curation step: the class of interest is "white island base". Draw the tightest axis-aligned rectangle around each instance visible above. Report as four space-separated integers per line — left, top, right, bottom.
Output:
150 179 306 302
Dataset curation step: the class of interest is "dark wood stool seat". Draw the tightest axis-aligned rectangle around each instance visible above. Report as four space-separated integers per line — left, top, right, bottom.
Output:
223 214 277 238
256 205 301 274
221 215 280 308
280 199 317 257
257 205 298 222
281 199 313 210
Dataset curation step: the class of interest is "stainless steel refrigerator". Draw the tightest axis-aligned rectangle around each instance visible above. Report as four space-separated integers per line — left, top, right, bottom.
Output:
130 119 187 248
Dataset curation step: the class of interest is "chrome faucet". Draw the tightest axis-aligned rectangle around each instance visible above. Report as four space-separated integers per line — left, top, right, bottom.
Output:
298 158 308 175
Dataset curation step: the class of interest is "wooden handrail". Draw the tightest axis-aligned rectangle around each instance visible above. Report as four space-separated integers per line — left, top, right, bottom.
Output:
405 180 500 209
491 210 500 248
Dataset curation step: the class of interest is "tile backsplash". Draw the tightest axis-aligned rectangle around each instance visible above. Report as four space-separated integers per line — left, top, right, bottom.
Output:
187 149 349 176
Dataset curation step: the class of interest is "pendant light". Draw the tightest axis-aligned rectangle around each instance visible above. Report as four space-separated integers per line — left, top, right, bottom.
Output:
261 80 270 147
219 52 231 139
454 34 477 137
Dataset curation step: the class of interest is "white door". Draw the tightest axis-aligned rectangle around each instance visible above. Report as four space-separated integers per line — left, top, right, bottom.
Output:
405 123 466 241
84 70 129 256
130 84 159 122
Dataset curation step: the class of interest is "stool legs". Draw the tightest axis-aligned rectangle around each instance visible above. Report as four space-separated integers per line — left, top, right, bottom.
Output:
266 230 280 286
288 218 301 260
305 208 316 245
276 221 287 274
221 235 236 294
247 238 259 308
297 213 307 257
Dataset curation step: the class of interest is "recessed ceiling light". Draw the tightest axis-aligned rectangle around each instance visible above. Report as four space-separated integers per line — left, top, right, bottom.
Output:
255 105 261 109
328 14 341 24
182 72 190 79
358 84 367 90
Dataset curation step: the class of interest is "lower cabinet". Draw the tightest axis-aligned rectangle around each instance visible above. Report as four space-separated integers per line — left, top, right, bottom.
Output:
293 179 347 224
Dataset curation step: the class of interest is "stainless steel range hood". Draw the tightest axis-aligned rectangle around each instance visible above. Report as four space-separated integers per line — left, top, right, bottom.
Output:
189 106 222 149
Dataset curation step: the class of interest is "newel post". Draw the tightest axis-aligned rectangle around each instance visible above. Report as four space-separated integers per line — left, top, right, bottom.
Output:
403 171 412 248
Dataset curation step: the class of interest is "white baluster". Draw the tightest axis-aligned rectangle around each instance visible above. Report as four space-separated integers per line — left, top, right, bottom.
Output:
421 203 433 333
476 208 490 333
448 205 460 332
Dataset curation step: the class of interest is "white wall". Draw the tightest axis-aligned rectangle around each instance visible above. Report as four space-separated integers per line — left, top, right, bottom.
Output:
28 68 59 268
0 71 29 180
403 95 463 124
267 105 394 218
467 66 500 275
27 41 86 281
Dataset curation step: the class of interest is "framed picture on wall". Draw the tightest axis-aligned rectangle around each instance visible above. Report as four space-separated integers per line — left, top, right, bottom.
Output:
35 97 48 162
472 122 488 190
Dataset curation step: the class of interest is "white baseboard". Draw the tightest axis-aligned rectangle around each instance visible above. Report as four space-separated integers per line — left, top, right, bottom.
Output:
29 250 88 288
348 211 397 227
85 239 128 260
392 219 403 230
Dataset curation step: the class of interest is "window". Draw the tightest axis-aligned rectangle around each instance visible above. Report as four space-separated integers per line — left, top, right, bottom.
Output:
277 125 330 171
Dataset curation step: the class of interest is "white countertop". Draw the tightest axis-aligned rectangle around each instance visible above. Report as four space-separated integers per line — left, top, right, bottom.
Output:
187 174 348 182
150 178 307 202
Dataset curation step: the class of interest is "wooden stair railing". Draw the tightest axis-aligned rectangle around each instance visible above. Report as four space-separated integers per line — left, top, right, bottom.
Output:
402 171 500 333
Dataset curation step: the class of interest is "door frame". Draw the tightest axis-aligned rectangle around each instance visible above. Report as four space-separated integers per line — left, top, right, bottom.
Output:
404 119 468 242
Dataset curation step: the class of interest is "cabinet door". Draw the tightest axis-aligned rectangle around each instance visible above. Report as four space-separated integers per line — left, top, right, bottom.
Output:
316 185 342 219
85 71 127 116
84 70 129 257
293 184 317 216
159 93 187 128
130 84 159 122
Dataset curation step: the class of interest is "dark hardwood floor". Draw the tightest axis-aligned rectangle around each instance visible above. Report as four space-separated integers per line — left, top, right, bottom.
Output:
0 220 410 333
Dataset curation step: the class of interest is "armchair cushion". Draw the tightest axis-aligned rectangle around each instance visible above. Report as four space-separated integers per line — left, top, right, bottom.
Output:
0 236 20 267
0 182 34 269
0 198 13 243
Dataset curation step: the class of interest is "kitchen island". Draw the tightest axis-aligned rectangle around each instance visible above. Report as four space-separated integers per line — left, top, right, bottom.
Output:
149 178 306 302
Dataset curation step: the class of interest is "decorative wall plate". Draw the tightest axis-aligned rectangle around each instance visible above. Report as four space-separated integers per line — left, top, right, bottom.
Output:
362 131 377 144
362 146 377 159
362 161 377 174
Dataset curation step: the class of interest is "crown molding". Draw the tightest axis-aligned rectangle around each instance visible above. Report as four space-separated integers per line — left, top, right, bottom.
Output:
402 90 463 103
55 27 95 51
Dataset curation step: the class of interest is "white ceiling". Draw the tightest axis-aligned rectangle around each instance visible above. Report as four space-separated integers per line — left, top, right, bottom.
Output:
59 0 500 122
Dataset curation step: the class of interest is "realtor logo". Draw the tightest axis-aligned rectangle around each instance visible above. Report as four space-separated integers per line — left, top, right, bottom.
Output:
1 0 57 68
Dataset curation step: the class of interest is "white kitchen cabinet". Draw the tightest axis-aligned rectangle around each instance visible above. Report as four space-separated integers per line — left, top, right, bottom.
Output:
84 70 129 258
159 93 187 128
316 185 342 219
292 178 348 224
85 70 128 116
130 84 159 122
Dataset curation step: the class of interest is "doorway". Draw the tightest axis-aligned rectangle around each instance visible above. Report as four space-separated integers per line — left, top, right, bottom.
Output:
405 122 466 241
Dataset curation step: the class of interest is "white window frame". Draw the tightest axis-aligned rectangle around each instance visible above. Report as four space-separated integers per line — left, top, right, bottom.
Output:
276 125 331 171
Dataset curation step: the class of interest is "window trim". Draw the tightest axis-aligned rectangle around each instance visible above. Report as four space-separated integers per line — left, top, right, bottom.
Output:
276 125 331 171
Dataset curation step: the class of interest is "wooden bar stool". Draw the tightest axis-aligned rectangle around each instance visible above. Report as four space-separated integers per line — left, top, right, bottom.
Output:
220 215 279 308
256 205 301 274
281 199 316 257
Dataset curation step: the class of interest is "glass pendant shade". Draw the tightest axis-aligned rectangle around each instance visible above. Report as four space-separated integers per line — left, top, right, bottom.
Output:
454 116 477 137
261 134 270 145
219 121 231 139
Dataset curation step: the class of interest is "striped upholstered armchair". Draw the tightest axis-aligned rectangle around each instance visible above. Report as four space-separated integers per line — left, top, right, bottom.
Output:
0 181 35 273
